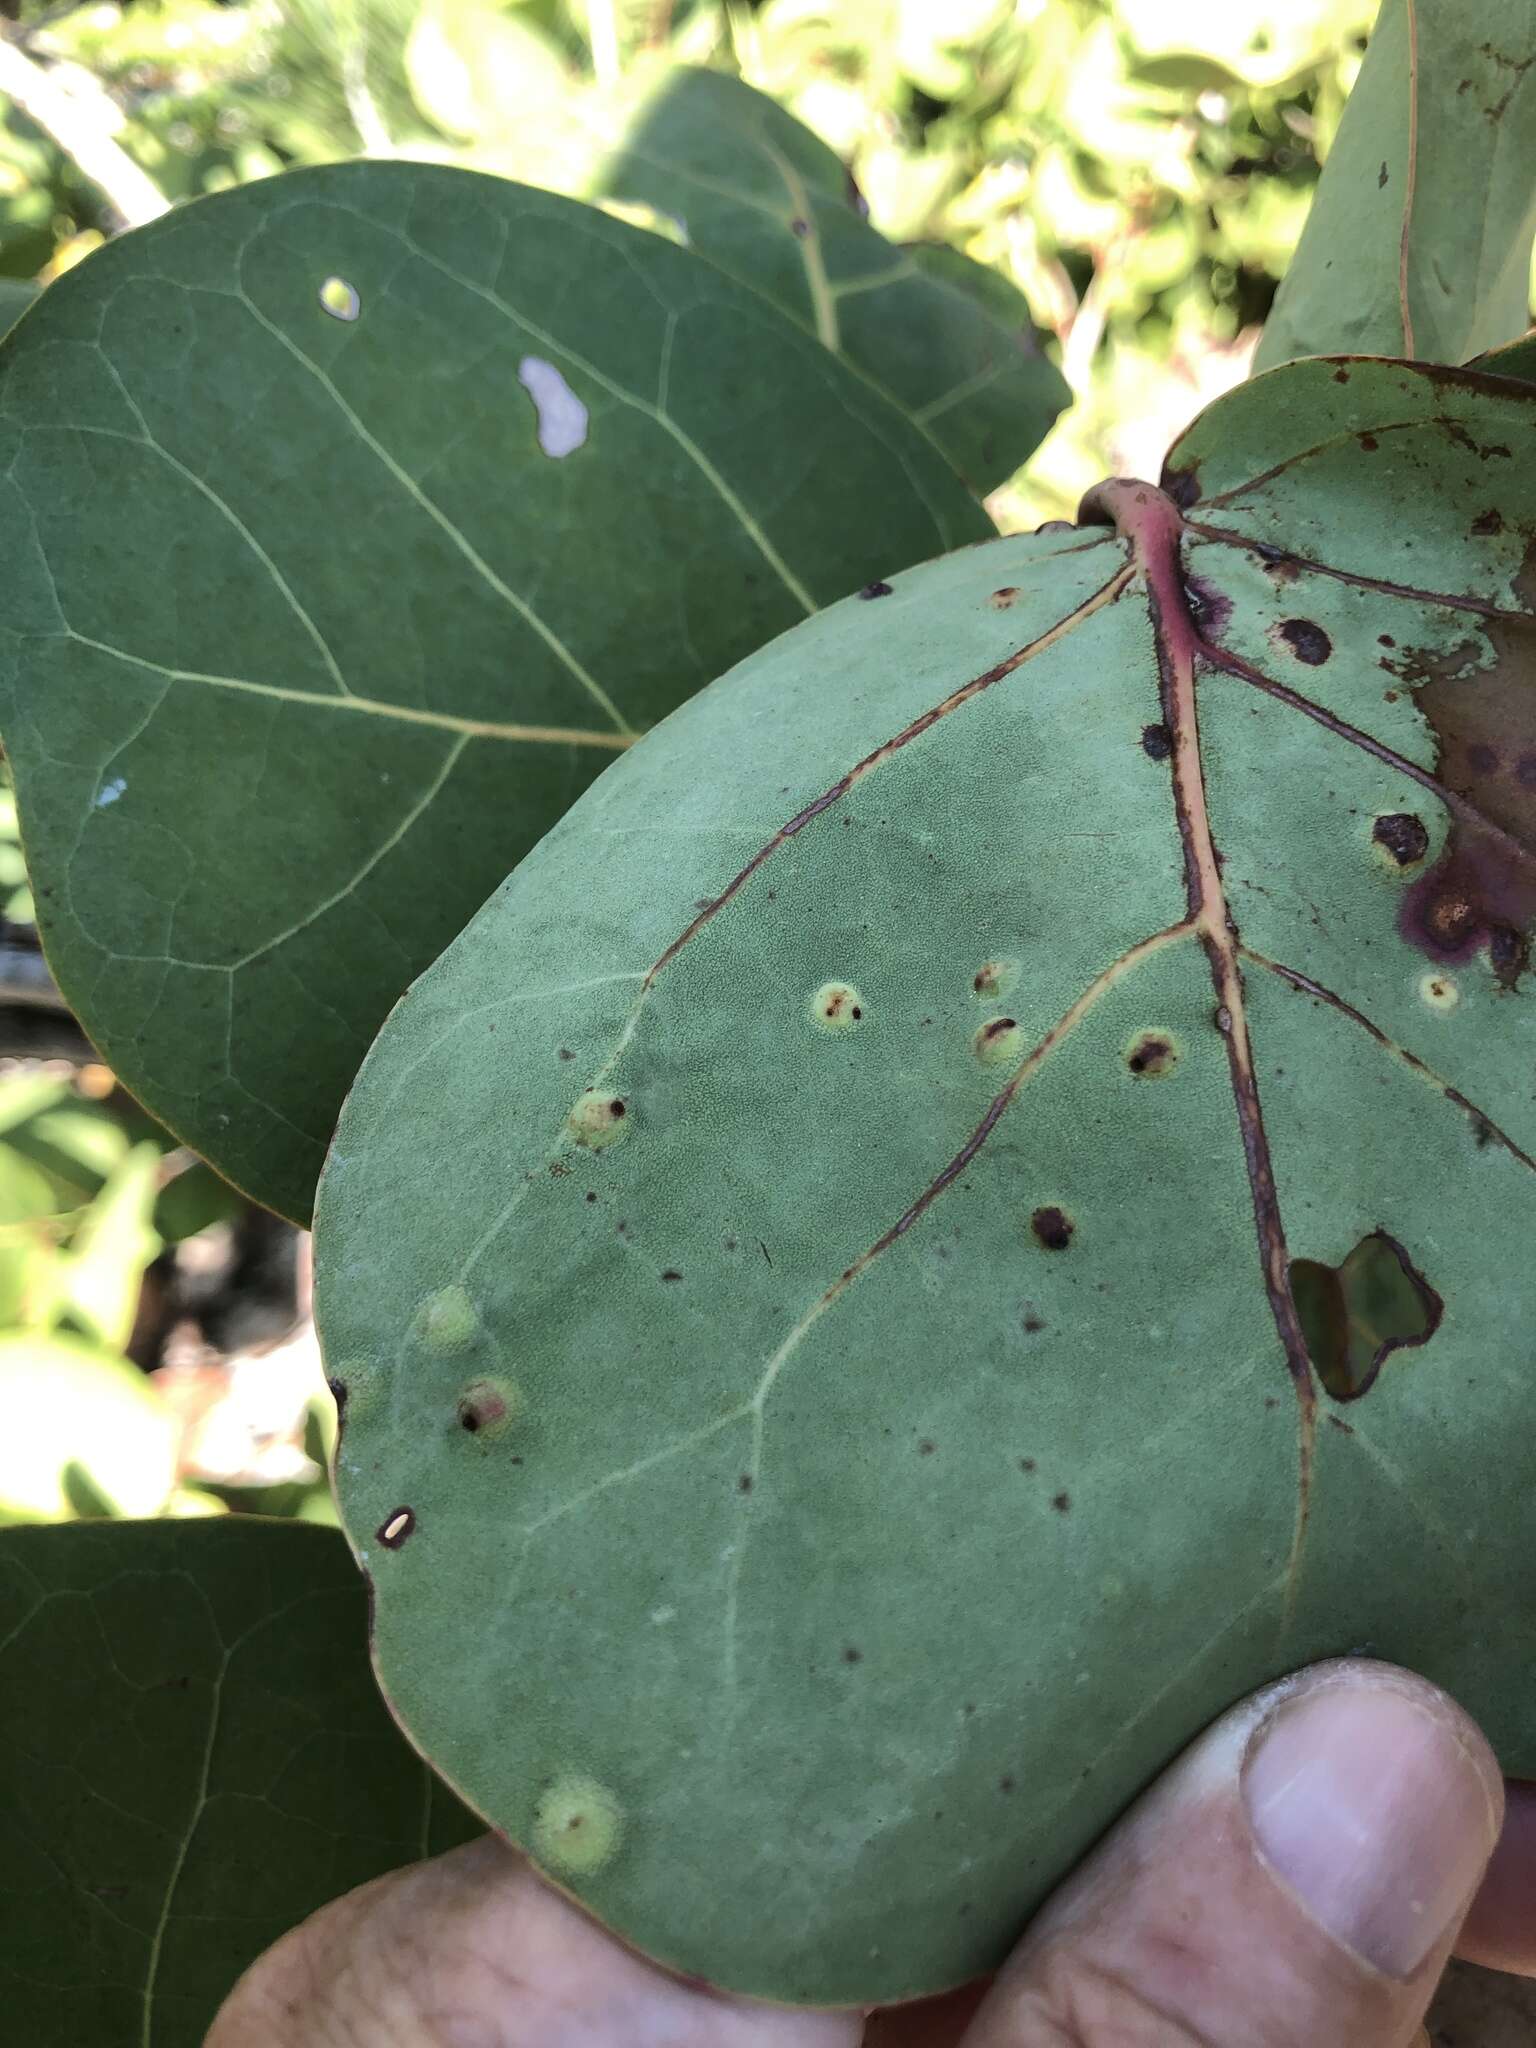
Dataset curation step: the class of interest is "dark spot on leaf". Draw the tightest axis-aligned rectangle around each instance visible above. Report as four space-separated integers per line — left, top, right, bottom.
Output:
918 1438 936 1455
982 1016 1016 1041
1327 1414 1356 1435
1334 365 1352 381
843 1646 863 1663
1358 432 1378 451
1378 634 1396 648
1279 618 1332 665
1377 160 1389 187
558 1047 575 1060
585 1191 597 1203
1019 1457 1036 1472
1141 722 1173 761
1469 742 1501 775
1126 1030 1178 1077
1164 466 1199 509
859 580 893 600
989 587 1020 609
1022 1309 1045 1333
609 1099 625 1118
326 1377 348 1422
1372 813 1429 866
1472 507 1504 536
738 1473 752 1493
999 1776 1016 1792
378 1507 416 1548
1031 1206 1074 1251
1489 924 1530 988
1051 1491 1071 1513
1290 1232 1443 1402
661 1269 683 1282
791 217 810 238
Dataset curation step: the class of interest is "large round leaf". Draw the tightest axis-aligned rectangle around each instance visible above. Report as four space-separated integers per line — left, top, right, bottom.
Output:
314 355 1536 2004
0 161 986 1223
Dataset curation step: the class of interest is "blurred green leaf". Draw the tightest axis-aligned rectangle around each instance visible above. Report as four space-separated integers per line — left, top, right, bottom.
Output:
59 1141 162 1352
0 1332 178 1518
406 0 572 140
153 1157 244 1245
600 66 1069 490
1255 0 1536 370
0 1517 480 2046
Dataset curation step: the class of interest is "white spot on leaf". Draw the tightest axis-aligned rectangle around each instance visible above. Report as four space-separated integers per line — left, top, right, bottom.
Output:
319 276 361 322
518 356 589 458
95 777 127 808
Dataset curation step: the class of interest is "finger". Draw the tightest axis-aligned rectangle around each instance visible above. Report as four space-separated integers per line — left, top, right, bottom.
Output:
1457 1777 1536 1975
956 1659 1503 2048
209 1834 863 2048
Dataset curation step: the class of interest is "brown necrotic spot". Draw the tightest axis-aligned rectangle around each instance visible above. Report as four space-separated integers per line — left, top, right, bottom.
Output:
1289 1232 1443 1403
1125 1029 1179 1077
811 981 864 1031
1372 813 1429 867
1031 1206 1074 1251
456 1377 522 1439
1277 618 1333 665
973 958 1020 1000
1051 1491 1071 1513
1141 722 1173 762
988 587 1020 610
842 1646 863 1664
1396 583 1536 975
326 1377 348 1421
859 580 893 600
1472 507 1504 536
973 1016 1023 1065
568 1090 629 1148
378 1507 415 1548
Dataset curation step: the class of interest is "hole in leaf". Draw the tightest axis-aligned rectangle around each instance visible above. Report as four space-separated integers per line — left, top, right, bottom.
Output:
1289 1233 1443 1402
1125 1029 1179 1077
319 276 361 322
517 356 589 458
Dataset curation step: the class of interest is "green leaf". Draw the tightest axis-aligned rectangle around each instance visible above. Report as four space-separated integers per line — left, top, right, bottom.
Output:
1469 329 1536 384
0 1333 178 1518
0 159 987 1224
598 66 1069 492
0 279 37 341
315 355 1536 2005
59 1140 162 1351
1255 0 1536 371
0 1518 479 2046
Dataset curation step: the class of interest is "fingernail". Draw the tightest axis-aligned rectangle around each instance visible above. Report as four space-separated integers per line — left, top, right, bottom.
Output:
1242 1683 1499 1978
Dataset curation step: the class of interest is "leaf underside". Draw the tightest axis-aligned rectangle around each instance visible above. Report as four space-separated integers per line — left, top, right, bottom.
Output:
1254 0 1536 374
314 354 1536 2004
599 66 1070 493
0 160 985 1223
0 1518 477 2048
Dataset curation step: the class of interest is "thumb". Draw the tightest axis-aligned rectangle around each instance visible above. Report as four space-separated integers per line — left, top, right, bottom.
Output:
959 1659 1504 2048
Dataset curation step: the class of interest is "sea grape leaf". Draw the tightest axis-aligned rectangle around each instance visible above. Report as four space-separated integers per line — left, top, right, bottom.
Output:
0 279 37 341
599 66 1069 492
1254 0 1536 373
0 1518 478 2047
1470 330 1536 384
0 161 986 1225
314 353 1536 2005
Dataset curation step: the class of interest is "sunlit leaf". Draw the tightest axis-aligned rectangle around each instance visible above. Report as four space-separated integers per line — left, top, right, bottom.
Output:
1255 0 1536 370
600 66 1069 491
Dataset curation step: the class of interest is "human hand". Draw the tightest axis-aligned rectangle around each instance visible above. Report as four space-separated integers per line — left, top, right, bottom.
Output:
209 1658 1535 2047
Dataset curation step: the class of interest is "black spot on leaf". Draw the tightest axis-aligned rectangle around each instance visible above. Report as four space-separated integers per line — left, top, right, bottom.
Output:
859 580 893 600
1279 619 1333 665
1372 813 1429 866
1141 723 1173 761
1031 1206 1074 1251
378 1507 416 1548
